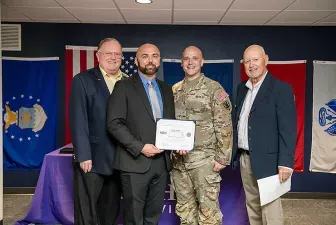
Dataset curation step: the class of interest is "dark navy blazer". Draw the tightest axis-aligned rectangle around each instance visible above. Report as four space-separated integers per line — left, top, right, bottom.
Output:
232 73 297 179
69 66 126 175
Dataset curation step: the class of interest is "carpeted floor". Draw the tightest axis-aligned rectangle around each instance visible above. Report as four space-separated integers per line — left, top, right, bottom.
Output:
3 195 336 225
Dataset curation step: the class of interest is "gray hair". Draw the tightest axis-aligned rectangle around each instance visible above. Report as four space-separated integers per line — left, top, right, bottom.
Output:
97 38 122 51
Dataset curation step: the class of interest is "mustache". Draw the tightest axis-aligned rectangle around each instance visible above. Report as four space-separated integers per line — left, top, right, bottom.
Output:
146 62 155 66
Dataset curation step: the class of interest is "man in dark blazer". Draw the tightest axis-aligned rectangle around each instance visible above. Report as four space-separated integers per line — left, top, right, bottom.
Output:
232 45 296 225
107 43 175 225
69 38 128 225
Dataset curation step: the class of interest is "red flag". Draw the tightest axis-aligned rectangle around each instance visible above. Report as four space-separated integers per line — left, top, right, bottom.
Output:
240 61 306 172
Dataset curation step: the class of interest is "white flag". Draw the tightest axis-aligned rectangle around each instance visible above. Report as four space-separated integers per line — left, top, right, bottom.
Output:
310 61 336 173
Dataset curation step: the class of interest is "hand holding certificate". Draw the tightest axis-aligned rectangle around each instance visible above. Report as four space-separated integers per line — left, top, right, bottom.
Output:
257 174 292 206
155 119 196 151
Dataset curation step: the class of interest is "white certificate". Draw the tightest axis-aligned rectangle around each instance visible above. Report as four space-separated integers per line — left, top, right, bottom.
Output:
155 119 195 151
257 174 292 206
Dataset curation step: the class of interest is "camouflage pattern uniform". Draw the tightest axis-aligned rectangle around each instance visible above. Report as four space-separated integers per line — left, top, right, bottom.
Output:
171 73 233 225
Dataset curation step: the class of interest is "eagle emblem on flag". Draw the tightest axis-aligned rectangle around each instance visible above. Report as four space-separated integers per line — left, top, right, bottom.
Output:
4 102 48 132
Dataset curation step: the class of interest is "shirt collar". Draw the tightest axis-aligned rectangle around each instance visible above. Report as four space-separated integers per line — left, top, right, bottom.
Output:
138 72 158 87
245 71 268 90
184 73 203 85
99 66 122 79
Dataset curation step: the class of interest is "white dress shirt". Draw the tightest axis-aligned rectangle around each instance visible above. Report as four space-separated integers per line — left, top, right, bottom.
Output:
238 72 268 150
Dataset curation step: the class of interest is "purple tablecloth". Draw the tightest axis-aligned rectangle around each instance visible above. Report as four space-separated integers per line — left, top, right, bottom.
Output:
15 144 74 225
16 144 249 225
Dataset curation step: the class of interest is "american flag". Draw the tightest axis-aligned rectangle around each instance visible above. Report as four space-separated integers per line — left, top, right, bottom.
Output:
65 45 137 144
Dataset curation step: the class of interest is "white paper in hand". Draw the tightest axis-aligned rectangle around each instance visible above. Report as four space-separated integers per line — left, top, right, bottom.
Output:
155 119 195 151
257 174 292 206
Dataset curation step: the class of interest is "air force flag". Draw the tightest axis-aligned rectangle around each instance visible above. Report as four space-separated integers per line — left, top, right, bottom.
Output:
2 57 59 170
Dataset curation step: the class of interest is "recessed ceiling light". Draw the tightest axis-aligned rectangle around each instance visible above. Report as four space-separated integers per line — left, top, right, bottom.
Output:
136 0 152 4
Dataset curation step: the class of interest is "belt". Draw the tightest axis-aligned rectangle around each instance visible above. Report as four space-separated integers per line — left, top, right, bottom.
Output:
238 148 250 155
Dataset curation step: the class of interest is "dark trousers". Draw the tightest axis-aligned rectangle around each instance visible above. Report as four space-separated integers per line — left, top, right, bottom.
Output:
120 154 168 225
73 163 121 225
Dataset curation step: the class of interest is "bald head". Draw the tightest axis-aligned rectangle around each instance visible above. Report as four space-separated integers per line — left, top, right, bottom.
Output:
243 45 266 59
136 43 160 58
135 43 161 78
182 46 203 59
243 44 269 81
181 46 204 80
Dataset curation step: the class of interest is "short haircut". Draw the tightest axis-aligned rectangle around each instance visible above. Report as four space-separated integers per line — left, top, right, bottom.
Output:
97 38 122 51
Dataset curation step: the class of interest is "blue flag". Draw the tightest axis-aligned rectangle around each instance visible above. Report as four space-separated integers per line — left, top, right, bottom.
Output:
162 59 234 98
2 57 59 170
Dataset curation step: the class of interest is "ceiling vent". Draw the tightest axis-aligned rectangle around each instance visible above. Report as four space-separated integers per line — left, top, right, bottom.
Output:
1 24 21 51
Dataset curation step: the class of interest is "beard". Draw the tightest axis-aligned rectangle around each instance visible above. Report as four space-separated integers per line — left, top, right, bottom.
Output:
137 61 160 76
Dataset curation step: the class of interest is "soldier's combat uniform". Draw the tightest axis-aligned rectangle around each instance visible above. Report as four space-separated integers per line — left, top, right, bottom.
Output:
171 73 233 225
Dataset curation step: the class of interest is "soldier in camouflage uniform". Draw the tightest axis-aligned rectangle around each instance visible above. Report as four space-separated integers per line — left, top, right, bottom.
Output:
171 46 233 225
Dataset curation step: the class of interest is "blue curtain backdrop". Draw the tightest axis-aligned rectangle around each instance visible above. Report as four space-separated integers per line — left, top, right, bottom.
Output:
162 59 234 98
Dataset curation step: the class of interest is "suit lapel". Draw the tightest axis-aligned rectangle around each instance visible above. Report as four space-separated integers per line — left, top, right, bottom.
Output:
235 83 248 122
132 75 155 122
94 67 110 101
250 74 272 113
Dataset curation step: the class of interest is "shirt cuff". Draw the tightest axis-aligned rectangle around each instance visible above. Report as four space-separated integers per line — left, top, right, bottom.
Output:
278 166 293 171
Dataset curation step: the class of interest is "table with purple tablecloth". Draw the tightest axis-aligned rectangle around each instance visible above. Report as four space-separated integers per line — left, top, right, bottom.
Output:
15 144 74 225
16 144 249 225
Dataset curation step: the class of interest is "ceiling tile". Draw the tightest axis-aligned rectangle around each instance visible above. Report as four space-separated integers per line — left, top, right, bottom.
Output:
67 8 123 21
56 0 116 8
314 22 336 26
270 11 334 23
121 9 171 22
319 12 336 22
33 19 79 23
174 10 223 21
266 21 312 26
221 10 279 23
10 7 76 20
1 17 33 22
1 4 28 19
80 20 125 24
174 21 218 25
221 21 264 25
2 0 335 26
115 0 172 9
287 0 336 10
127 20 171 24
174 0 232 10
230 0 295 10
1 0 59 7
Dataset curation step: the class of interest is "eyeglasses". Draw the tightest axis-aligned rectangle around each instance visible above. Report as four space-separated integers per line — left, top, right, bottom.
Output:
98 52 123 59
